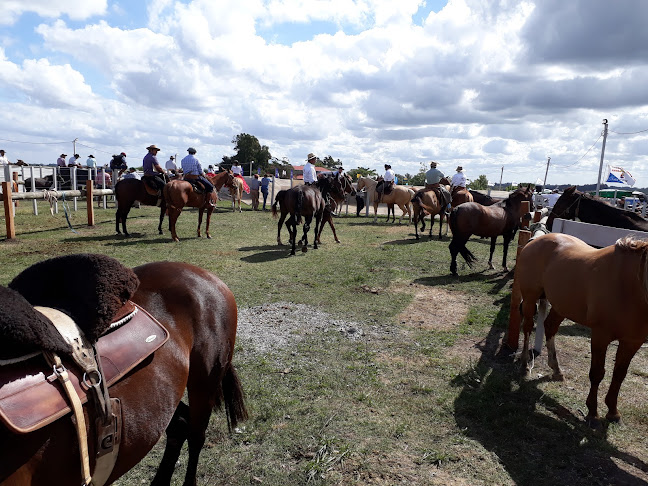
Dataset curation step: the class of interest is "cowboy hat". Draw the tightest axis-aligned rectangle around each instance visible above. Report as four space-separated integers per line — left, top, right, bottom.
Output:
456 166 463 171
146 145 160 151
60 153 67 157
88 155 95 158
384 164 391 169
307 153 316 161
430 161 438 168
187 147 196 154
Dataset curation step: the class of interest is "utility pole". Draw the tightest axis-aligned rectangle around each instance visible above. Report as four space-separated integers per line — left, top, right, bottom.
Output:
543 157 551 186
73 138 78 156
499 166 504 191
595 119 609 197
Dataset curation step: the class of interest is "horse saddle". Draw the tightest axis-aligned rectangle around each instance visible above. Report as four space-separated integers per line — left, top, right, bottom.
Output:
185 178 206 194
142 178 159 196
0 301 169 434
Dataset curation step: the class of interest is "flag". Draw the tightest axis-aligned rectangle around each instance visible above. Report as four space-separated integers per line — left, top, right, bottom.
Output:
257 167 261 175
606 165 636 187
290 169 293 179
274 168 279 178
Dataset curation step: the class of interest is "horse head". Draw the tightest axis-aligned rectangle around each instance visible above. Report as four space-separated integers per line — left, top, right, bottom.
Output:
546 186 578 231
342 174 357 196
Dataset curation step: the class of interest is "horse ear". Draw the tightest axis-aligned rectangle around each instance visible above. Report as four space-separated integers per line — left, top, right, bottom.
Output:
566 186 576 195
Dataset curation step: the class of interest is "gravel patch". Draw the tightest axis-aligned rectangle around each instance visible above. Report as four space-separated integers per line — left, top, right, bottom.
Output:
237 302 378 355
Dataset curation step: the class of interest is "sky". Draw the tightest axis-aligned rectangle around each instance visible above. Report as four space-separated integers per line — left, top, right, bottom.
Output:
1 0 648 186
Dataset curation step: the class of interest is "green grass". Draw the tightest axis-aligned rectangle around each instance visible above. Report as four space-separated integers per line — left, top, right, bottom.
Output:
1 199 647 485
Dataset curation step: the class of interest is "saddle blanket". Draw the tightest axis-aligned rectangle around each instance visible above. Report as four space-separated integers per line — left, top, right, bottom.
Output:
0 302 168 434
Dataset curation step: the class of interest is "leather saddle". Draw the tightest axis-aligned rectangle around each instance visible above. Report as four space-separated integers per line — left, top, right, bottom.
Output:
0 301 168 434
142 178 159 197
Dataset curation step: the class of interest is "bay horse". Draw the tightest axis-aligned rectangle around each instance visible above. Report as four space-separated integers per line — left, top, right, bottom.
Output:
546 185 648 232
115 177 167 236
164 171 234 242
448 186 533 276
315 173 357 244
356 176 414 224
469 189 501 206
271 183 325 255
411 176 452 240
451 186 473 208
0 254 247 485
516 233 648 426
24 174 64 191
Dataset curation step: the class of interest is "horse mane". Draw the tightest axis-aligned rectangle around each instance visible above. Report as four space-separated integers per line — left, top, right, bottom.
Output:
616 236 648 298
570 187 648 224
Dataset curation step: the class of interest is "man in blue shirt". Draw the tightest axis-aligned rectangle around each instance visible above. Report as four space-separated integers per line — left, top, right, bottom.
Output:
142 144 166 204
261 173 271 210
181 147 214 194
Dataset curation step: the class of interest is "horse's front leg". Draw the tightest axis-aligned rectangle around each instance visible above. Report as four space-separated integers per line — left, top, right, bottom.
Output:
501 233 514 272
205 207 213 239
373 202 379 223
168 208 182 242
488 236 497 269
197 208 204 237
585 332 611 427
158 201 166 235
152 402 190 486
605 339 643 423
437 212 444 240
277 213 287 245
543 308 565 381
301 216 312 252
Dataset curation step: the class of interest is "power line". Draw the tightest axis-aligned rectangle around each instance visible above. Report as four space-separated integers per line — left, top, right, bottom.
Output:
553 132 602 169
76 141 114 155
609 127 648 135
0 136 72 145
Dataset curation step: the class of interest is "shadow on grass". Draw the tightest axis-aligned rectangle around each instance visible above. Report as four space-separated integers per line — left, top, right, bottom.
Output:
451 305 648 485
414 271 513 295
240 247 293 263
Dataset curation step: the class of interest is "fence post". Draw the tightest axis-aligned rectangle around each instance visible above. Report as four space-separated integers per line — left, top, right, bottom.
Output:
86 180 95 226
270 176 275 207
12 171 19 209
2 181 16 239
71 167 78 211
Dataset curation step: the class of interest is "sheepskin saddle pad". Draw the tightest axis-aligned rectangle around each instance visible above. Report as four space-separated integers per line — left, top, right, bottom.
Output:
0 254 169 434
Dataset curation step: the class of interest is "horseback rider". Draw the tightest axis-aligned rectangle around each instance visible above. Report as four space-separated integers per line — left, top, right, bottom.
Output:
425 161 451 209
303 153 317 185
451 165 467 190
142 145 166 206
181 147 214 204
376 164 395 201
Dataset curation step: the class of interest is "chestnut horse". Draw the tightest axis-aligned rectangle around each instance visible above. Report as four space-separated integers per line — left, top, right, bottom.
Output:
411 177 452 240
546 186 648 232
272 183 325 255
164 171 234 242
516 233 648 426
448 186 533 276
0 257 247 485
356 176 414 224
115 177 167 236
451 186 474 207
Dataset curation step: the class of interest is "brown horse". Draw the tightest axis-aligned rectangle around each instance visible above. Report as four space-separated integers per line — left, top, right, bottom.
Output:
451 186 474 207
357 176 414 224
115 177 167 236
411 176 452 240
228 175 244 212
0 256 247 485
272 183 325 255
469 189 502 206
448 186 533 276
164 171 234 242
515 233 648 426
316 173 357 244
546 186 648 232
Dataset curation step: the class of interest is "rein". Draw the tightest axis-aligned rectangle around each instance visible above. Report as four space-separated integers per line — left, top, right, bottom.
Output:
549 193 582 221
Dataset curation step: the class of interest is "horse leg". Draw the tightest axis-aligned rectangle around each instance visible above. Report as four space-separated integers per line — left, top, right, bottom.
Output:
437 212 444 240
449 238 459 276
373 201 379 223
585 331 610 427
277 213 287 245
488 236 497 269
288 216 297 255
168 208 182 242
205 206 213 239
313 213 323 249
158 201 166 235
604 338 643 423
301 216 312 252
519 297 537 377
413 207 420 239
501 233 513 272
197 208 204 238
543 308 565 381
151 402 190 485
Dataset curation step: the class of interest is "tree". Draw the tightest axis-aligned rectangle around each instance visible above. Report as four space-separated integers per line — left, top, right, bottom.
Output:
347 166 377 180
321 155 341 169
224 133 273 174
408 171 426 186
468 174 489 190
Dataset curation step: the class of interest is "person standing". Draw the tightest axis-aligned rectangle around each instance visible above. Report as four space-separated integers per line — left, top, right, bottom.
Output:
425 161 451 208
142 144 166 205
86 155 96 168
57 153 67 167
303 153 317 185
261 173 271 210
165 155 177 175
181 147 214 195
249 173 261 210
451 166 467 189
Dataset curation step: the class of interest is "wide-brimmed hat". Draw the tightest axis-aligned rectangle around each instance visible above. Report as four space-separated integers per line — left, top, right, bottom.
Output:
430 161 438 168
384 164 391 169
169 156 174 160
337 166 344 170
0 150 5 153
146 145 160 151
307 153 316 161
187 147 196 154
456 166 463 171
88 155 95 158
60 153 67 157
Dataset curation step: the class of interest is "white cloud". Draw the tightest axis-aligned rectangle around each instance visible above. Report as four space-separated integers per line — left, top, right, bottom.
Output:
0 0 107 25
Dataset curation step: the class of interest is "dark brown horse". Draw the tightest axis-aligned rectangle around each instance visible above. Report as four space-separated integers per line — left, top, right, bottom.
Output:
0 256 247 485
115 177 167 236
272 182 325 255
411 176 452 240
316 173 357 244
164 171 234 242
546 186 648 231
24 174 65 191
515 233 648 426
469 190 502 206
448 186 534 276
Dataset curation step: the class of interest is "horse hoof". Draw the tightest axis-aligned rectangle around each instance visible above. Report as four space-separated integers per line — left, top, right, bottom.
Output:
605 411 622 423
552 372 565 382
206 235 212 239
158 231 163 235
586 416 602 429
488 263 494 270
302 247 308 253
290 251 296 255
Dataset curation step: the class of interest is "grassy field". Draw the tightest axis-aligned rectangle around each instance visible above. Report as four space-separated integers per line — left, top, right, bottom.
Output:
1 199 647 485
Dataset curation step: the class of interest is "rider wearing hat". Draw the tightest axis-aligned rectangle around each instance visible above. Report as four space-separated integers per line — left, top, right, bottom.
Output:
181 147 214 198
303 153 317 185
376 164 395 201
425 161 451 208
451 165 467 189
142 144 167 205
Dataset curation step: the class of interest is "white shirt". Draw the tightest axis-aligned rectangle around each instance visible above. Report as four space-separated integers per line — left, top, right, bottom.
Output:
165 158 177 171
0 156 8 166
231 165 243 175
86 157 96 168
303 162 317 183
383 169 395 182
68 156 78 166
451 172 467 187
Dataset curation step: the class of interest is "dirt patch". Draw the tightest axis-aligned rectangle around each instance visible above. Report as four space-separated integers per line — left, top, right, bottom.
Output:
394 283 471 331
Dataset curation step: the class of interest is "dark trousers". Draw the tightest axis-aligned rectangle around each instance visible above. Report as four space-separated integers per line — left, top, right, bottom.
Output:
197 175 214 192
143 174 165 192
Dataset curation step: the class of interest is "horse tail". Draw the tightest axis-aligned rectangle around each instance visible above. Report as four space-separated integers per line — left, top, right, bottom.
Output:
272 190 285 218
449 210 477 267
295 190 303 224
219 364 248 431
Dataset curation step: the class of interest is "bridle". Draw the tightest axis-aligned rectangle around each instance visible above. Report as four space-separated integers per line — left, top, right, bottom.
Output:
549 193 582 221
